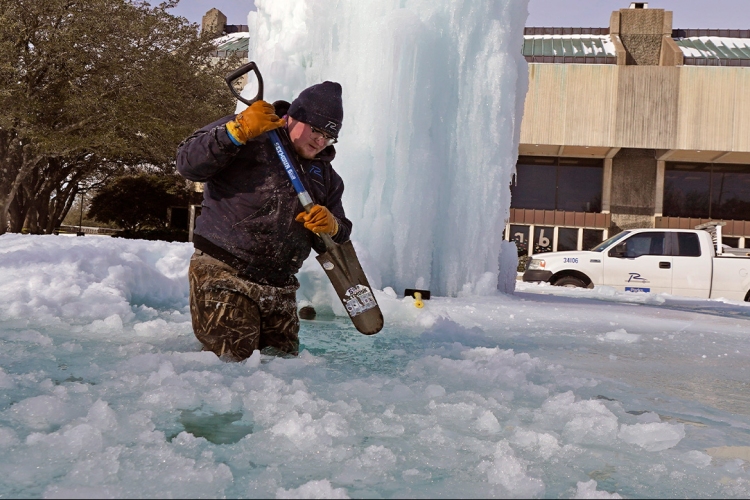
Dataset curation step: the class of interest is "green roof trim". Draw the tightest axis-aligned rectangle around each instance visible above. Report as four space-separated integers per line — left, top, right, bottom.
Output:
675 37 750 60
523 34 616 64
212 33 250 57
523 32 750 66
523 35 616 58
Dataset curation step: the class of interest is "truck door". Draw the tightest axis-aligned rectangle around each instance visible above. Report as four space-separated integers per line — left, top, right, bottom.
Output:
602 231 672 294
670 232 711 298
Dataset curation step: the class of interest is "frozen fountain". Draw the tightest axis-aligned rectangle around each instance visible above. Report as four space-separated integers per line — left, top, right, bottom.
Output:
243 0 529 296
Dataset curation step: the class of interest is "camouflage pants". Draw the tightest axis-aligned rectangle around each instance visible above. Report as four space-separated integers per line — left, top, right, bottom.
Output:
188 250 300 360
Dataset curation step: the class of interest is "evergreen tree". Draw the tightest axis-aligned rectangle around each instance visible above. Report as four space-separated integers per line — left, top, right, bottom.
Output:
0 0 239 234
87 173 191 232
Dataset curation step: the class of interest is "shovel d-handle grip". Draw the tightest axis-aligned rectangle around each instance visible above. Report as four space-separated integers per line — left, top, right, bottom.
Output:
227 63 310 205
225 61 264 107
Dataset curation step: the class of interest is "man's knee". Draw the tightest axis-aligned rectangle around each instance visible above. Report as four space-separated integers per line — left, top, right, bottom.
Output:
259 293 300 355
190 285 261 360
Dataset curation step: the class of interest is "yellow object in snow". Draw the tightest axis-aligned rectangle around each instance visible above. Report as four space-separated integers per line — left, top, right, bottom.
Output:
413 292 424 308
405 288 430 308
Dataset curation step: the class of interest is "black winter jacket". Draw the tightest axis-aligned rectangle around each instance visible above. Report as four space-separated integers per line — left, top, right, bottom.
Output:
176 111 352 287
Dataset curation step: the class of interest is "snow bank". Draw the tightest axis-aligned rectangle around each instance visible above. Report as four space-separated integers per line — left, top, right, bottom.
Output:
1 232 749 498
0 234 191 328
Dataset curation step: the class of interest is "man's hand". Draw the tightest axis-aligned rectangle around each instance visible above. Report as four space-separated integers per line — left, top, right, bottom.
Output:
226 100 284 145
295 205 339 235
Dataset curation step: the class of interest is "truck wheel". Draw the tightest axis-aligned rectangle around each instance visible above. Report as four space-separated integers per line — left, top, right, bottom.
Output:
554 276 587 288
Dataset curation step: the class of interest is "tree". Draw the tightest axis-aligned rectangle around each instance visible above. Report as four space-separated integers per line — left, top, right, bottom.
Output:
8 154 122 234
0 0 239 234
87 173 191 232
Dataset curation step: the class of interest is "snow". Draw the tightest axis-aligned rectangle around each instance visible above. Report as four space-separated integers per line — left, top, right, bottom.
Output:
1 234 750 498
3 0 750 497
276 479 350 499
213 32 251 46
244 0 528 296
618 421 686 452
597 329 641 344
678 36 750 58
574 480 622 499
524 34 617 56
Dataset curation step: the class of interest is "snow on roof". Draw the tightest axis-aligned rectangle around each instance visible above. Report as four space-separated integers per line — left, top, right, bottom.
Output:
524 32 750 64
676 36 750 59
213 32 250 49
523 34 616 58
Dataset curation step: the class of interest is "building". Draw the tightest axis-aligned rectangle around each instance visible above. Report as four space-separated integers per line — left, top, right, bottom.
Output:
202 8 249 50
508 2 750 260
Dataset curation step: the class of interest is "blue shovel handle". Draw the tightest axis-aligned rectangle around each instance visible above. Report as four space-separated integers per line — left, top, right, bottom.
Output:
268 130 337 251
267 129 314 211
224 63 336 250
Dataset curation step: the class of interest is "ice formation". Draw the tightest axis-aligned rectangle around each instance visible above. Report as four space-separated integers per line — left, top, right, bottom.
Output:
0 234 749 497
242 0 529 296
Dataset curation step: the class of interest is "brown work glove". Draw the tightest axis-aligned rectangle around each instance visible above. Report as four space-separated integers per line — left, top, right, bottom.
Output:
226 100 284 145
295 205 339 235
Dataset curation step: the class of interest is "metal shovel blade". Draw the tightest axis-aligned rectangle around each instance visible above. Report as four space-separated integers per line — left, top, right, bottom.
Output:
316 240 383 335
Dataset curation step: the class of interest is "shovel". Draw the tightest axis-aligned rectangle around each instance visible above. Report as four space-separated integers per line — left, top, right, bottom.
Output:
225 62 384 335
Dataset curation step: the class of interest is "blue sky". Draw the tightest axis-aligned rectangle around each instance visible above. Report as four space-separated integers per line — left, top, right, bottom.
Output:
526 0 750 29
169 0 750 29
169 0 255 25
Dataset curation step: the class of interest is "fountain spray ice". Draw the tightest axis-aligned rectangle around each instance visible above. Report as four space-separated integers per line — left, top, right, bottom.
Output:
242 0 528 296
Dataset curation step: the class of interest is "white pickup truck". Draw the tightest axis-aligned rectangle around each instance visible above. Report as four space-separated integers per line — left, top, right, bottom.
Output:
522 223 750 302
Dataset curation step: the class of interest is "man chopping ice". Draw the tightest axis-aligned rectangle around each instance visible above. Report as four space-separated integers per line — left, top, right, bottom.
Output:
176 82 352 360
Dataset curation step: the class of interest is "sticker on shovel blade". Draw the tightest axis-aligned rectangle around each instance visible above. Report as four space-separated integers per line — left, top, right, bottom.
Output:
343 284 377 317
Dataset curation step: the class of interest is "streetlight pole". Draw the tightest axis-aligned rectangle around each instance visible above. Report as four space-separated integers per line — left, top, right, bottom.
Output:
77 189 85 236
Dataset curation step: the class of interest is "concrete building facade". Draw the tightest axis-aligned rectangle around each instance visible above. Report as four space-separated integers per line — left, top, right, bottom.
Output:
508 2 750 258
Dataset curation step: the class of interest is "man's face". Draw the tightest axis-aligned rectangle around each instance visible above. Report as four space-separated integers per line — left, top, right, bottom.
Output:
287 117 331 159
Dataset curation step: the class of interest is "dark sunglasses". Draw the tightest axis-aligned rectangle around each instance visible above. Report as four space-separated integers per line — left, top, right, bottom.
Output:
310 125 337 146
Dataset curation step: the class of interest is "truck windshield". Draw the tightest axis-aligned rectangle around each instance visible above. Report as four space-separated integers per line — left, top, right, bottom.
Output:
590 231 631 252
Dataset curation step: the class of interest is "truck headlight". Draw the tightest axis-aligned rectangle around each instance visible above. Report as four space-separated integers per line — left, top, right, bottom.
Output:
527 258 546 270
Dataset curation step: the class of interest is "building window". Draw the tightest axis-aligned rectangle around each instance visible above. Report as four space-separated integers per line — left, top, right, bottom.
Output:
664 163 750 220
557 227 579 251
533 226 554 253
509 225 530 258
511 159 556 210
511 157 603 212
583 229 604 250
505 224 608 256
712 165 750 220
723 236 740 248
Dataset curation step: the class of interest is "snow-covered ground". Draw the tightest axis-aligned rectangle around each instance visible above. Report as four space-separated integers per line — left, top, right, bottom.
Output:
1 234 750 498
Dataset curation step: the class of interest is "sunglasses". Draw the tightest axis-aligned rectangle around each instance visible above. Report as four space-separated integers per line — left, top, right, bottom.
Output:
310 125 338 146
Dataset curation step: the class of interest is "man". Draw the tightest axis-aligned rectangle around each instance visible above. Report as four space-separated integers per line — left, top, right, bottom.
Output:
176 82 351 360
